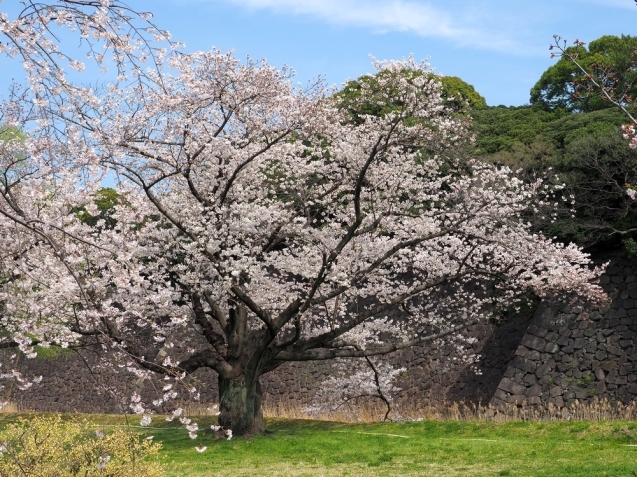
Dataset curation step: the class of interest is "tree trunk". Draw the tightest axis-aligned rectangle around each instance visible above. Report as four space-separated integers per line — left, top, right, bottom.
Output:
218 371 265 436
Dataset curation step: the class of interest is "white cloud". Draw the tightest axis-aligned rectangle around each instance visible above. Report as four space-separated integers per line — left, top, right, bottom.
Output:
219 0 519 51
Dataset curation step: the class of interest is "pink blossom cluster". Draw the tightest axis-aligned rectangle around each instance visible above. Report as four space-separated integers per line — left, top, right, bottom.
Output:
622 124 637 150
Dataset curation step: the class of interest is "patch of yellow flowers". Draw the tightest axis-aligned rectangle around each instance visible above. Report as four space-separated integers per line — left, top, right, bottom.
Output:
0 415 164 476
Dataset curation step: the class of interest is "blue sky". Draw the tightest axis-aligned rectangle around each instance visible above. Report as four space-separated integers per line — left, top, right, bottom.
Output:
2 0 637 106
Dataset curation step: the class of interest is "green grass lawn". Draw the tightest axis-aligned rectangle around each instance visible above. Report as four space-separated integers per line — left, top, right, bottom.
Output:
2 415 637 476
155 417 637 476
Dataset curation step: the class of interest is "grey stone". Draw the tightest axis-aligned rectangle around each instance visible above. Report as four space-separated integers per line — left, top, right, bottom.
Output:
545 342 560 354
511 395 528 406
595 368 606 381
628 383 637 394
620 364 632 376
555 396 565 408
498 378 527 396
512 356 537 373
549 386 563 397
526 384 543 397
595 350 608 361
493 389 508 401
557 363 571 373
573 338 587 349
596 381 607 394
575 389 590 400
535 363 552 378
557 336 570 346
523 374 537 386
521 335 547 352
526 350 541 360
545 332 559 342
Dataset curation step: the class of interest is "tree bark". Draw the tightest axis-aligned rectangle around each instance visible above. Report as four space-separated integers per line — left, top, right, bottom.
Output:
217 371 265 436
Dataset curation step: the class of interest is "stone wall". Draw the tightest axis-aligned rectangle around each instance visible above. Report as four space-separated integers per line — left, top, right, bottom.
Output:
491 258 637 408
8 307 534 412
7 253 636 413
260 310 534 408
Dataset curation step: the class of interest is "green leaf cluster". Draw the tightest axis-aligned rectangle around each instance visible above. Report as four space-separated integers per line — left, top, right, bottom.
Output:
73 188 120 229
530 35 637 112
333 70 486 126
440 76 487 112
472 106 637 249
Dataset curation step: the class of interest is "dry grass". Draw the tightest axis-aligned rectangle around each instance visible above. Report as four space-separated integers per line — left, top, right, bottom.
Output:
10 397 637 423
0 402 24 413
261 397 637 423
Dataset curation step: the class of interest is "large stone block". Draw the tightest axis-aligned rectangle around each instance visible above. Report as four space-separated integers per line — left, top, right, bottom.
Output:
573 338 588 349
511 356 537 373
596 381 606 394
545 342 560 354
601 361 617 372
535 363 552 378
526 384 542 397
498 378 527 396
526 350 541 360
595 368 605 381
521 335 547 352
575 389 590 400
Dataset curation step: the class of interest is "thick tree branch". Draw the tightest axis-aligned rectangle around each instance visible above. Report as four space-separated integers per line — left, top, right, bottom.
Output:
274 318 480 361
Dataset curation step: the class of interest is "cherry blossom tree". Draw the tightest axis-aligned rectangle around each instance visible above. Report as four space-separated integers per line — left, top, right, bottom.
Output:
0 3 605 437
0 52 606 435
